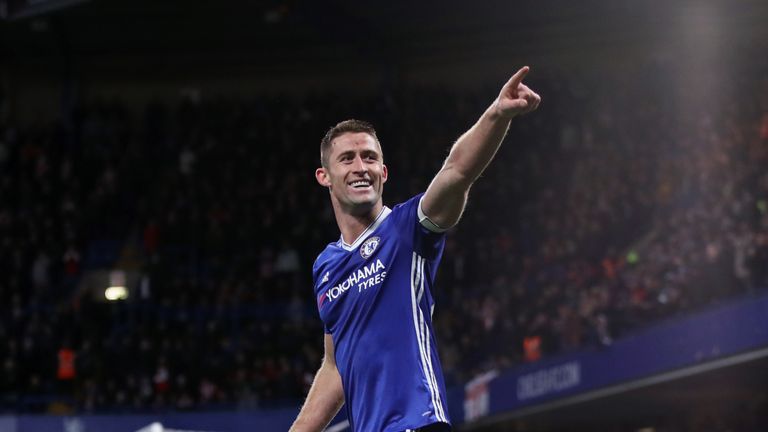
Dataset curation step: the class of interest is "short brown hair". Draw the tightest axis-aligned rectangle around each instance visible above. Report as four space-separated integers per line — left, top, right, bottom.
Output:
320 119 380 168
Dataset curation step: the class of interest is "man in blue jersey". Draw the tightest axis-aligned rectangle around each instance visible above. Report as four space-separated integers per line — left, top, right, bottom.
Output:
290 67 540 432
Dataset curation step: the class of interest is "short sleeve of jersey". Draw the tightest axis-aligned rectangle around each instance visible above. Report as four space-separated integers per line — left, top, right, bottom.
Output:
390 193 447 261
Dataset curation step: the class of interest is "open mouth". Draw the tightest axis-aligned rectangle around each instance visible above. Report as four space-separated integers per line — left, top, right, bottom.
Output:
349 179 373 189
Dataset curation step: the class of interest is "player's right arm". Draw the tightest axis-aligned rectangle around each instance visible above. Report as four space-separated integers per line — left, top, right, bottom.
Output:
289 334 345 432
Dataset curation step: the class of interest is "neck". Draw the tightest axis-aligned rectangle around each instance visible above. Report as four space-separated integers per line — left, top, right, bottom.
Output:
333 200 384 245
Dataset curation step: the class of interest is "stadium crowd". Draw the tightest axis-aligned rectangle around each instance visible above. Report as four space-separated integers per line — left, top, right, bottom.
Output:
1 67 767 413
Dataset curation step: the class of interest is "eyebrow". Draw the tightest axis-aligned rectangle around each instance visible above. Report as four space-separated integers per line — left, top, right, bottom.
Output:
337 150 356 160
336 149 380 160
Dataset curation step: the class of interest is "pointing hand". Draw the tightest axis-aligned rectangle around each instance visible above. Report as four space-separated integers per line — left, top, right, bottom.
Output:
493 66 541 119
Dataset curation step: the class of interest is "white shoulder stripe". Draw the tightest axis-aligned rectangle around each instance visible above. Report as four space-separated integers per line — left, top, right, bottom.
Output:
410 253 448 423
410 254 437 418
419 258 447 421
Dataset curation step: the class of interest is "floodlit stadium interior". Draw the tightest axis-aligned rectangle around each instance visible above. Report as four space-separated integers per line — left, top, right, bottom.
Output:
1 0 768 431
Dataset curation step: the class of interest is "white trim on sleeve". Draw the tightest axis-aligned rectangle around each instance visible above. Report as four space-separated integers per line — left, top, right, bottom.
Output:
418 196 448 233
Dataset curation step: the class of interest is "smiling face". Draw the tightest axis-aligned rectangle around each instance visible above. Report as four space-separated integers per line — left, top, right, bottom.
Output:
316 131 388 217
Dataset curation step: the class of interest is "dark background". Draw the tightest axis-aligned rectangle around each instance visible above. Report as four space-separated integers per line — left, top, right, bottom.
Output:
1 1 768 430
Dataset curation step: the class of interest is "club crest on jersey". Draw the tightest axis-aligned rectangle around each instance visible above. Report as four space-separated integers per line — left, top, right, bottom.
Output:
360 236 381 259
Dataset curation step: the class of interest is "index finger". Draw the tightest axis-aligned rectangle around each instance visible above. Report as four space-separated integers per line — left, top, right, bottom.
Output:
505 66 530 89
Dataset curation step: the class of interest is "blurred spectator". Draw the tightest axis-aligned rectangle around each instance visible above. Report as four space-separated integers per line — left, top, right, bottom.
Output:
1 64 767 414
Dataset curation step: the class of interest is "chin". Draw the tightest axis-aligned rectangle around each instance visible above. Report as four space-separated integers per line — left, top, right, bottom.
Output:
347 197 378 214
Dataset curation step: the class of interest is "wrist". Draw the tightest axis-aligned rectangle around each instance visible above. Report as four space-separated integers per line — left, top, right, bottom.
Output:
486 101 515 123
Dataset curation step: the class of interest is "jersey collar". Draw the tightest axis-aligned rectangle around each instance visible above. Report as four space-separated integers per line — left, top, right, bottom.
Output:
338 206 391 251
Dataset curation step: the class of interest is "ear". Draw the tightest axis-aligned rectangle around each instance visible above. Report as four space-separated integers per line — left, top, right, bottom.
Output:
316 167 332 188
381 164 388 184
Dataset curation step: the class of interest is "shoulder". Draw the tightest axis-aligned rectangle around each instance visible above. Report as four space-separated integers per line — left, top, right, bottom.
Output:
312 242 342 274
391 193 425 214
389 193 448 259
389 193 444 233
387 193 425 225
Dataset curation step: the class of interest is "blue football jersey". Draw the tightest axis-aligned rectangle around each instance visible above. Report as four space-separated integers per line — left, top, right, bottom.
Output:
313 193 451 432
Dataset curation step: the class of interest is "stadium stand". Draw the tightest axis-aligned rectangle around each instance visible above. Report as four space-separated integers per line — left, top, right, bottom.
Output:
1 63 767 418
2 0 768 429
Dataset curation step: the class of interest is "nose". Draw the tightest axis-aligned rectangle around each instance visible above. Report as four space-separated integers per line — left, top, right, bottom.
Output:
351 155 367 173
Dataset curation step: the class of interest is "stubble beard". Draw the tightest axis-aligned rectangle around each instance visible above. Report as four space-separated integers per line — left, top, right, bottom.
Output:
332 184 381 217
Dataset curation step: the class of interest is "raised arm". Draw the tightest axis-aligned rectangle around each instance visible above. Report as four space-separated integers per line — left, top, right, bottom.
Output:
289 334 345 432
420 66 541 230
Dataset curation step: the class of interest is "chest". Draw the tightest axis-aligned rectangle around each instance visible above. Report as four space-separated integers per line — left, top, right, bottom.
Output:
316 236 405 331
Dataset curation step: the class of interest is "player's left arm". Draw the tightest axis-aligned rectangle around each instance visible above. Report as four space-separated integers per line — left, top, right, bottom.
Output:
420 66 540 230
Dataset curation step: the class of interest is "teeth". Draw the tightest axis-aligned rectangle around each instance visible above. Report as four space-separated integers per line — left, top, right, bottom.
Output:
351 181 370 187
